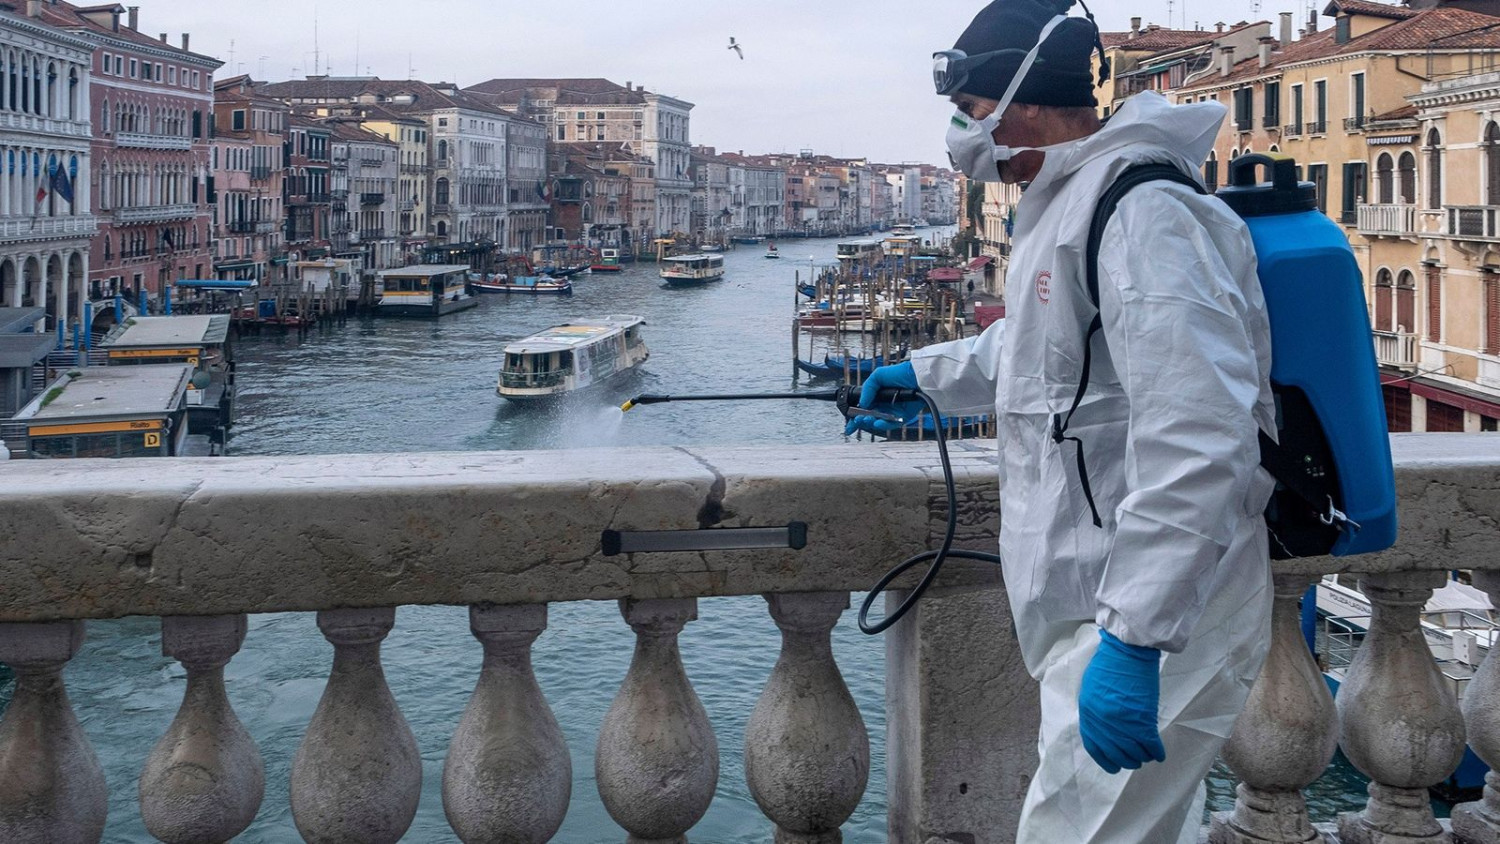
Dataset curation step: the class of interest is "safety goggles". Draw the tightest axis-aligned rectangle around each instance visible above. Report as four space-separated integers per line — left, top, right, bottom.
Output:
932 48 1028 97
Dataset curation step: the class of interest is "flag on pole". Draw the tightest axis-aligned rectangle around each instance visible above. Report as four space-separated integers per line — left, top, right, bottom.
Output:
49 164 73 205
29 183 46 230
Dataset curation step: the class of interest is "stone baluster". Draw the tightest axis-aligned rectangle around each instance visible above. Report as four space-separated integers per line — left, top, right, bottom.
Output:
140 615 264 843
1452 570 1500 843
745 592 869 844
0 621 106 843
596 598 718 844
290 607 420 843
1337 571 1467 844
1210 575 1339 843
443 603 570 843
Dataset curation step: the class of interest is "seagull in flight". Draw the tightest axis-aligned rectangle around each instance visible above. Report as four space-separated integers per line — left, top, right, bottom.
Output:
728 37 744 60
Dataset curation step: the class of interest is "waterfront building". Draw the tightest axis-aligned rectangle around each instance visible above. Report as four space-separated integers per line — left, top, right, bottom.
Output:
718 152 786 237
1159 0 1500 428
1096 19 1270 118
506 116 547 252
879 165 924 225
549 144 635 247
292 102 426 254
283 114 331 261
920 166 959 226
689 146 733 246
324 118 398 272
34 1 218 311
977 180 1020 295
463 78 694 247
0 2 94 345
211 75 285 285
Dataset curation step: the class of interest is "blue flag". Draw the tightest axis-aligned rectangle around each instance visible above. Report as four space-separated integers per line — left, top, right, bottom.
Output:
49 164 73 205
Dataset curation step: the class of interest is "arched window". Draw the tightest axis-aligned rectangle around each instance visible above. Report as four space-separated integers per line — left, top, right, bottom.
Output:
1426 128 1443 210
1396 269 1416 334
1425 263 1443 342
1375 152 1393 205
100 98 109 133
1398 151 1416 205
68 68 78 120
1486 123 1500 205
435 177 449 205
437 139 448 161
45 62 55 118
1374 268 1393 331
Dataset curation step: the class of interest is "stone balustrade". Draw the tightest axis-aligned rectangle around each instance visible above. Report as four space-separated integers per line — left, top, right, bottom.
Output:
0 434 1495 842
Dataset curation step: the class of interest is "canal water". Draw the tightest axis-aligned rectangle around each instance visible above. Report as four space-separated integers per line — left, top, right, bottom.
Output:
8 232 1377 841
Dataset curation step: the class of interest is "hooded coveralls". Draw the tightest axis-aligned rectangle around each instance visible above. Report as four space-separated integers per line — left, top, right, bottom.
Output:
911 92 1277 842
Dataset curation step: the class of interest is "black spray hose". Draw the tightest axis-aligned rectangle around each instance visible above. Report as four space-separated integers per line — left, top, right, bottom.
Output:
620 387 1003 635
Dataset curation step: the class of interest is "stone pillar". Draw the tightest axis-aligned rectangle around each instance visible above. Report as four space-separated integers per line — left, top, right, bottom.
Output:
1210 575 1339 843
140 615 263 844
1452 570 1500 843
443 603 570 843
596 598 718 844
0 620 107 843
290 607 420 843
745 592 869 844
885 583 1037 843
1337 571 1467 844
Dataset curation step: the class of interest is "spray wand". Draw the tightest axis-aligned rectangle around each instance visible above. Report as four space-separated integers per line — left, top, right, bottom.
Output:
620 386 1001 634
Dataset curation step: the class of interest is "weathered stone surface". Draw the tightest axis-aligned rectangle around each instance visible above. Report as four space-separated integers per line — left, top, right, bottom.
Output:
886 583 1035 844
443 603 570 843
596 598 718 843
0 621 107 844
745 592 869 843
1451 571 1500 844
140 614 264 844
290 608 420 844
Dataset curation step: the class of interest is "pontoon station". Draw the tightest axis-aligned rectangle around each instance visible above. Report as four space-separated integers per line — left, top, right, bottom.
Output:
101 314 235 440
1 364 203 458
375 265 478 317
497 316 648 401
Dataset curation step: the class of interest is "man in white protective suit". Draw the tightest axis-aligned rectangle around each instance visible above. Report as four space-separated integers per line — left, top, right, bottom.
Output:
847 0 1278 840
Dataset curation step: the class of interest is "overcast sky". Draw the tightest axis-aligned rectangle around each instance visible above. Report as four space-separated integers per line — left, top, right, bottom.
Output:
133 0 1317 165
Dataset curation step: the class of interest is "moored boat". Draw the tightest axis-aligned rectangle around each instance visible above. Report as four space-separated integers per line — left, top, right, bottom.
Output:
469 273 573 295
497 315 649 401
375 265 478 317
660 254 725 287
590 248 624 273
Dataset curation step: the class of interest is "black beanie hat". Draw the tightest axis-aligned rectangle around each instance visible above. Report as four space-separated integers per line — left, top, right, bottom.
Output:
951 0 1105 108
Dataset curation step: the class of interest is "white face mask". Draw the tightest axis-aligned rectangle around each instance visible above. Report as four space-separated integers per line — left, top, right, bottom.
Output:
944 14 1068 183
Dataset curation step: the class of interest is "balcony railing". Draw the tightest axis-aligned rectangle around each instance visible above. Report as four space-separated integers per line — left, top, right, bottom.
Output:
1284 122 1303 137
250 166 272 181
1356 204 1417 238
0 439 1496 841
114 204 199 224
400 198 416 211
1344 116 1366 132
115 132 193 151
359 228 386 241
1 111 90 138
226 219 276 234
1308 119 1327 134
1235 117 1252 132
0 215 97 241
1373 329 1417 371
360 192 385 205
360 158 385 168
1444 205 1500 241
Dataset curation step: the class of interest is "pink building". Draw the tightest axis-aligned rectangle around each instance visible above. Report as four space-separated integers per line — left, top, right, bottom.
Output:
37 1 220 306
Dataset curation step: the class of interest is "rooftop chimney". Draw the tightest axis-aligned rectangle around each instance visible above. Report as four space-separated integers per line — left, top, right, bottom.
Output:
624 80 631 91
1307 9 1318 32
1259 36 1275 68
1130 16 1141 37
1280 11 1293 45
181 33 189 51
159 32 167 43
1220 45 1236 77
1216 21 1226 33
127 5 138 30
25 0 41 17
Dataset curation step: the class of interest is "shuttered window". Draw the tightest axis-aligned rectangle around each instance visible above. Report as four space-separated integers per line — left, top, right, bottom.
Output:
1488 123 1500 205
1427 129 1443 210
1427 400 1465 432
1486 273 1500 354
1384 385 1411 432
1374 268 1393 331
1396 270 1416 334
1425 264 1442 342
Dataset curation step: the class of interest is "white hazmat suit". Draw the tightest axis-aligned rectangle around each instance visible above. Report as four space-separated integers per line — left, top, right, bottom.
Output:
912 91 1276 841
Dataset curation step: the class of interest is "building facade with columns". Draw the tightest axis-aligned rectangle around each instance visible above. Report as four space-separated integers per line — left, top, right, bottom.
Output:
38 1 219 308
0 3 94 346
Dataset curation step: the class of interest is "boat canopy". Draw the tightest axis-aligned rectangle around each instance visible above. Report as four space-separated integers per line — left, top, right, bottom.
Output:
173 280 257 290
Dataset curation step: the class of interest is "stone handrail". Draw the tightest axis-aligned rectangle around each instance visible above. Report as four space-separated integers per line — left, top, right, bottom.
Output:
0 435 1497 842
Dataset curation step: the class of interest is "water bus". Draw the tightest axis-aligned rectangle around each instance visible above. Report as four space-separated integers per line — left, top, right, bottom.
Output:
375 265 478 317
101 314 235 439
497 315 649 401
883 235 922 260
660 254 726 287
0 364 204 458
469 273 573 295
836 239 885 267
591 248 624 273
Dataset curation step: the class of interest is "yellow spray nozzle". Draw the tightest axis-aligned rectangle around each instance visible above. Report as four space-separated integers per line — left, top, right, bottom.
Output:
620 400 636 412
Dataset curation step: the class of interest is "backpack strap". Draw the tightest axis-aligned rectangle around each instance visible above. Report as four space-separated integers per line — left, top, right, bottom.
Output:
1053 163 1205 528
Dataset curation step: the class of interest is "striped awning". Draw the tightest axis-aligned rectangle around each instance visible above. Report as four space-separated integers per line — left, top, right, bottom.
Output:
1368 135 1417 146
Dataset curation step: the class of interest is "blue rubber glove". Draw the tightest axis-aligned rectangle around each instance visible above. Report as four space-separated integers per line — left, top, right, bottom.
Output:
843 361 922 436
1078 630 1167 774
